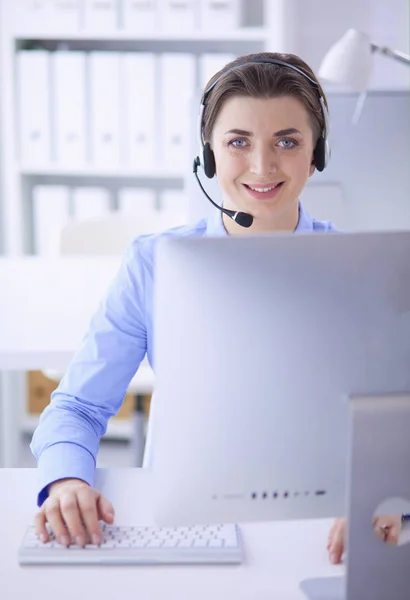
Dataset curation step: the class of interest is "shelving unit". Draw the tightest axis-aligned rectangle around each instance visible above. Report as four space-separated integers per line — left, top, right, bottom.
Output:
16 29 268 42
20 165 185 179
0 0 296 257
0 0 292 448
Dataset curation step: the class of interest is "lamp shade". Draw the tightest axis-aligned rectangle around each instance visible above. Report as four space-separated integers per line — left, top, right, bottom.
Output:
318 29 374 92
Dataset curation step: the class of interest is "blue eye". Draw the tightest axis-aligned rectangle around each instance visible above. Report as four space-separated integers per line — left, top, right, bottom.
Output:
229 139 248 148
278 138 297 149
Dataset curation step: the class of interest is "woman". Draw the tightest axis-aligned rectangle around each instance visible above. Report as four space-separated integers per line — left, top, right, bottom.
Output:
31 51 400 561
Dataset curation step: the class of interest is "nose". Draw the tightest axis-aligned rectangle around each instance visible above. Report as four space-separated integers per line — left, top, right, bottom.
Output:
249 146 278 177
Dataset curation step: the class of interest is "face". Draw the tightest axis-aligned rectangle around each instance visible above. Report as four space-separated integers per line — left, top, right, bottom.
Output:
211 95 317 229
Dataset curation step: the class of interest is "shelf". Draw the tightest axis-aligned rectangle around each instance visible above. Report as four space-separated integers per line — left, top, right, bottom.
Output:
20 165 185 181
21 414 134 441
15 28 267 43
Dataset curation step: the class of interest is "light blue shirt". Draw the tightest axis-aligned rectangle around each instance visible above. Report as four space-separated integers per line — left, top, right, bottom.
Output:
31 205 335 506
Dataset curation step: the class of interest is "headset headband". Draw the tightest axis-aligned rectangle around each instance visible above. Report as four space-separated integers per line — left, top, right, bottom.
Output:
202 58 320 104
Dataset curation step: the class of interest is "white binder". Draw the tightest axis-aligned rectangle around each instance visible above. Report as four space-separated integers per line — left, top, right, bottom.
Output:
122 53 157 172
83 0 119 31
12 1 51 34
51 51 87 166
17 50 52 165
122 0 157 32
50 0 81 31
158 0 198 32
199 52 236 89
72 187 111 221
199 0 239 32
117 187 157 217
13 0 81 33
88 52 122 167
32 185 71 256
159 53 196 172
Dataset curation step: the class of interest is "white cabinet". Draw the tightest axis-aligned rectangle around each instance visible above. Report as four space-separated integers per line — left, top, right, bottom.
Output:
0 0 271 256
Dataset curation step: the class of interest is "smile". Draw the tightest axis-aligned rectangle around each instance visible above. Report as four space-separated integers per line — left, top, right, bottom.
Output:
247 184 281 192
243 182 285 199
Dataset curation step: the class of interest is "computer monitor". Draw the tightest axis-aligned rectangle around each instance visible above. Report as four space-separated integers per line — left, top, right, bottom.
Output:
151 230 410 528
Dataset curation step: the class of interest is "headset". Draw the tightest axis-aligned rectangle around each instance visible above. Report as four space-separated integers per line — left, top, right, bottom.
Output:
192 58 330 228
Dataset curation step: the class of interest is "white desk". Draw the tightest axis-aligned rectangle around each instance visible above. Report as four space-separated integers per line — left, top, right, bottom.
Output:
0 258 154 467
0 468 343 600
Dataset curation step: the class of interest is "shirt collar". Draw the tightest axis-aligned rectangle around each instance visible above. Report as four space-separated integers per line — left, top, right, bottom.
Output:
205 202 314 237
205 209 228 237
295 202 314 232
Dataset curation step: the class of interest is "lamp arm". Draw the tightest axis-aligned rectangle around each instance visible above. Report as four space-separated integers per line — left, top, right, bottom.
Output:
371 43 410 66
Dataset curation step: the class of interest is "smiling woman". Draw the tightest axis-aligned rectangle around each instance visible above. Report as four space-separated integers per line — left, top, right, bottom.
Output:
30 51 338 563
199 52 330 234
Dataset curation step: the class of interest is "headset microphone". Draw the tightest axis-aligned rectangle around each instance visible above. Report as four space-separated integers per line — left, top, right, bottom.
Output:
193 158 253 228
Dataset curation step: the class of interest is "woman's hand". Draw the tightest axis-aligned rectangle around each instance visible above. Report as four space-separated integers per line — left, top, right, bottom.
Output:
327 515 402 564
34 478 115 547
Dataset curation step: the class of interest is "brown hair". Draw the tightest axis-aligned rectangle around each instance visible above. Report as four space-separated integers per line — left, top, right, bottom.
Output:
202 51 328 146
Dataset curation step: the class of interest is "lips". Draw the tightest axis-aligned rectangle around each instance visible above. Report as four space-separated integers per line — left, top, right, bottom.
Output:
242 181 285 200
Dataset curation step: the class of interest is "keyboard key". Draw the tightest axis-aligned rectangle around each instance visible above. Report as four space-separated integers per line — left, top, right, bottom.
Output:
177 539 193 548
146 539 163 547
163 539 178 548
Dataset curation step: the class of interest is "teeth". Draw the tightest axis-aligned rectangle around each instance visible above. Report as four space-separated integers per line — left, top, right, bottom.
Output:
249 183 281 192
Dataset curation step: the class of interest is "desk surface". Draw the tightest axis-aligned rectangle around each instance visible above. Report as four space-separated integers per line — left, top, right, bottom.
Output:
0 468 343 600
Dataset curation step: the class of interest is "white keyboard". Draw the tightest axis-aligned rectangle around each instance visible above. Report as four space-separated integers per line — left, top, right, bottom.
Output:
19 522 243 565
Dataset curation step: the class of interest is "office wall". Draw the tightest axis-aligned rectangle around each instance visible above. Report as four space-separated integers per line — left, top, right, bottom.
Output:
309 91 410 231
287 0 410 91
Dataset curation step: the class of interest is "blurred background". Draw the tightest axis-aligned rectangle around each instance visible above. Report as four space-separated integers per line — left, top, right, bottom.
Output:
0 0 409 469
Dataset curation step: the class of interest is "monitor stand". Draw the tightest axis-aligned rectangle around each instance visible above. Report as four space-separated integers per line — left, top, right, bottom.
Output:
300 576 344 600
300 393 410 600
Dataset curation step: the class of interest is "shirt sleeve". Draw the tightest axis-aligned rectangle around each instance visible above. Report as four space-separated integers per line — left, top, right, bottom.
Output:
30 239 148 506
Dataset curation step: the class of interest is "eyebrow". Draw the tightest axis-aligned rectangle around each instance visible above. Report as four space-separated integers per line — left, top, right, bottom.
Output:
224 127 302 137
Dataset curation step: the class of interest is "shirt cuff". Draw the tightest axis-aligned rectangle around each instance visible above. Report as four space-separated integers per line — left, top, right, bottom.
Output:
36 442 96 507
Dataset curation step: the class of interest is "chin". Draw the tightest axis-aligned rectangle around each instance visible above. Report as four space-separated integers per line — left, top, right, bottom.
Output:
245 203 284 221
225 189 292 220
250 195 297 219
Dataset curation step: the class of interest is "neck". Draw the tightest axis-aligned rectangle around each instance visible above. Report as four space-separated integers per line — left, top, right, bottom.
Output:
222 200 300 235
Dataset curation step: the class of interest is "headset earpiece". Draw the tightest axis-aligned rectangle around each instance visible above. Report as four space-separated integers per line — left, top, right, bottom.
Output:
313 137 326 172
203 142 216 179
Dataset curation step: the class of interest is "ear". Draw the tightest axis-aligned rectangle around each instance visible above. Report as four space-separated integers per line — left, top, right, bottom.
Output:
308 162 315 177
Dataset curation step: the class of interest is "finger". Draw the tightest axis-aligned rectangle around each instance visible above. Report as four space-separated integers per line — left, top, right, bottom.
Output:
386 521 400 545
374 523 388 542
59 491 88 547
374 516 401 545
328 521 345 564
44 497 71 547
97 494 115 524
374 526 398 544
76 487 102 546
386 527 400 545
34 509 50 543
327 520 338 550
